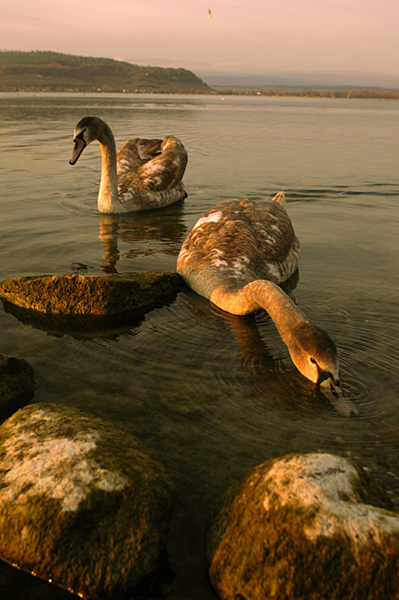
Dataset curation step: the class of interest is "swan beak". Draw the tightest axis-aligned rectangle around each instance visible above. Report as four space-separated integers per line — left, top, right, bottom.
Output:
319 379 359 418
69 137 86 165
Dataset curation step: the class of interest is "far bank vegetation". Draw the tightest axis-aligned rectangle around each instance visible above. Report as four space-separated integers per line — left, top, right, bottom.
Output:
1 51 398 99
0 50 210 94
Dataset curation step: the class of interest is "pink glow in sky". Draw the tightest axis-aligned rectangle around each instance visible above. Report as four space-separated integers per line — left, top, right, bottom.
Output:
1 0 399 77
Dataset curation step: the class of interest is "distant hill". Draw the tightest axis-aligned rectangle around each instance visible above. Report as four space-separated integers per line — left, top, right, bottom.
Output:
1 51 398 99
0 50 211 93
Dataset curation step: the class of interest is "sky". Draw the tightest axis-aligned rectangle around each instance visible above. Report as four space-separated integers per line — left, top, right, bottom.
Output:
1 0 399 81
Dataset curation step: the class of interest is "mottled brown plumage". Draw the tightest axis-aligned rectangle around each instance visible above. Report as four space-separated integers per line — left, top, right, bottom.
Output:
177 193 300 298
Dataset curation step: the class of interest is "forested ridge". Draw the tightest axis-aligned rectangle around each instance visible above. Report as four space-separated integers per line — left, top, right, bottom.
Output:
0 50 211 93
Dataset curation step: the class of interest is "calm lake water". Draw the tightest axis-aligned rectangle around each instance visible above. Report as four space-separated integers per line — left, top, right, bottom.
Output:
0 92 399 599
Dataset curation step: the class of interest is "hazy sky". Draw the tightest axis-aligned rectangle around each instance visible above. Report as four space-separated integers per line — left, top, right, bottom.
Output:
2 0 399 77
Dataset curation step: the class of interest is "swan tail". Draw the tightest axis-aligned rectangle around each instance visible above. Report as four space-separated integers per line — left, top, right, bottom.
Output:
271 191 286 207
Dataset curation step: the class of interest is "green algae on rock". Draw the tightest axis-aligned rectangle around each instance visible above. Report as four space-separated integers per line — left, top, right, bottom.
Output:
0 403 176 600
0 272 182 316
205 452 399 600
0 353 35 417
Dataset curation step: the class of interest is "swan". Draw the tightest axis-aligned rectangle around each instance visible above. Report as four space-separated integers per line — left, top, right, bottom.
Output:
177 192 358 417
69 116 188 213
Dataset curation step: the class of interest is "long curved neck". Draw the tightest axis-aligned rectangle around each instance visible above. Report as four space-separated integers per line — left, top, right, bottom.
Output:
97 128 125 213
210 280 309 345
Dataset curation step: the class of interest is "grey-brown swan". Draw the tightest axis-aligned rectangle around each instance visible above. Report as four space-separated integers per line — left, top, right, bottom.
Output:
177 192 357 416
69 116 187 213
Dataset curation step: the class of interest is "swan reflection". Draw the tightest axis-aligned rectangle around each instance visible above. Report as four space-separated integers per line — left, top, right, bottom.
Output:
178 272 358 418
98 202 186 273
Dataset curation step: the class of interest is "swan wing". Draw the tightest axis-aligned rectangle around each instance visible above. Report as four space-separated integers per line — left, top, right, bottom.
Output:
136 136 188 191
117 138 163 174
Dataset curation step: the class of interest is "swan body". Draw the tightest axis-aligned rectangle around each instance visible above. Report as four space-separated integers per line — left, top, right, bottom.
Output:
70 116 187 213
177 192 357 416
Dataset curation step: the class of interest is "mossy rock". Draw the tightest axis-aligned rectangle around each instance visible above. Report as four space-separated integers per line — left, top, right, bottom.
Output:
0 353 35 417
205 452 399 600
0 272 182 316
0 403 176 599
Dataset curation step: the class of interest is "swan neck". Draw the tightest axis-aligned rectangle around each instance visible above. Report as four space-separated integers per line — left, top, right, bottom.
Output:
97 132 122 213
211 280 308 342
255 281 308 342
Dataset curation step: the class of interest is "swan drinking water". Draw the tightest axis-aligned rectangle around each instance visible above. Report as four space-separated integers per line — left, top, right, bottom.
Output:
177 192 358 417
69 116 187 213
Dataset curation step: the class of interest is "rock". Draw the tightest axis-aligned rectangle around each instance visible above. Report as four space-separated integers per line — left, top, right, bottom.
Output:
0 272 182 338
0 272 182 316
0 403 176 600
205 452 399 600
0 353 35 417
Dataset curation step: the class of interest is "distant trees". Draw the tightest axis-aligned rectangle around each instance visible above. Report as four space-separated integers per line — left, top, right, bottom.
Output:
0 50 210 93
216 88 399 100
1 51 398 99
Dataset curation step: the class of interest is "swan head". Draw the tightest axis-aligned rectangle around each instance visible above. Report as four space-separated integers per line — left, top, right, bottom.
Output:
69 116 109 165
288 323 358 417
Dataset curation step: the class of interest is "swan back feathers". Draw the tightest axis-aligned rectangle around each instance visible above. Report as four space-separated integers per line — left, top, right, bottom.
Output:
177 196 301 299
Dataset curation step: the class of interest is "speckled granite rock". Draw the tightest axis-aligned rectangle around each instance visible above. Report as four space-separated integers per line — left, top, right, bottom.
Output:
0 403 176 600
206 452 399 600
0 353 35 415
0 272 182 316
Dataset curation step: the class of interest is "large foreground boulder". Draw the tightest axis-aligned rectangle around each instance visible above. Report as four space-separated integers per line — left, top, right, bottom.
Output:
0 271 181 316
0 353 35 416
206 452 399 600
0 403 176 599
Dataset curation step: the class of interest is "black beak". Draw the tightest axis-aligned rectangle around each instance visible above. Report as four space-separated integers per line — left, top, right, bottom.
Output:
69 135 86 165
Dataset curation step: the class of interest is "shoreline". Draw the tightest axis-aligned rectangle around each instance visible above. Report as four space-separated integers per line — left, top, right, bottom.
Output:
1 88 399 99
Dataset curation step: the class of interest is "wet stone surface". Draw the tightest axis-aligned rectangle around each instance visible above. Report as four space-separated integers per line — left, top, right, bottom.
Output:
206 452 399 600
0 271 182 316
0 403 176 600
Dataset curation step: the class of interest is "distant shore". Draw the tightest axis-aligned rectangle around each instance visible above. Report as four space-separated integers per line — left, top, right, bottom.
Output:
1 88 399 100
1 51 398 99
213 88 399 100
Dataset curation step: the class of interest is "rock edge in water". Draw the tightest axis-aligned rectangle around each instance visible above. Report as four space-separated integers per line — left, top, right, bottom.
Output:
206 452 399 600
0 272 182 316
0 403 176 600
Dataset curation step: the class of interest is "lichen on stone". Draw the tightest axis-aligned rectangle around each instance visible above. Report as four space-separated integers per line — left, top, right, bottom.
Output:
206 452 399 600
1 417 127 511
0 271 182 316
0 403 176 600
261 453 399 544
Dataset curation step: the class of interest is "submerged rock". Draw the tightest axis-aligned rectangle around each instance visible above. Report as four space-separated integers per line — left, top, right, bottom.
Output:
206 452 399 600
0 403 176 600
0 271 182 316
0 353 35 417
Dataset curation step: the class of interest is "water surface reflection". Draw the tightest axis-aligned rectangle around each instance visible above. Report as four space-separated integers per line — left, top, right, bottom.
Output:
98 202 187 273
0 93 399 599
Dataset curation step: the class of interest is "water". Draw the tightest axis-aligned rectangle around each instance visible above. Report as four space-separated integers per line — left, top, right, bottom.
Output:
0 92 399 599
